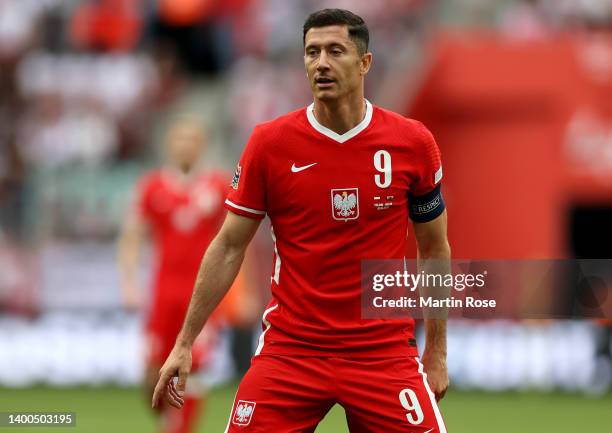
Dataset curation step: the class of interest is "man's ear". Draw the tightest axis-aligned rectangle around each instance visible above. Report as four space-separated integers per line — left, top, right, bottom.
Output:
360 52 373 75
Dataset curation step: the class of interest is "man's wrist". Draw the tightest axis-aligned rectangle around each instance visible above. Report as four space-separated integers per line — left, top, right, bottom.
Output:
175 336 194 350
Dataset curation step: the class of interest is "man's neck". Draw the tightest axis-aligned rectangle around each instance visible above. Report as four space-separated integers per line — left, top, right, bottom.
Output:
313 93 366 135
165 163 200 186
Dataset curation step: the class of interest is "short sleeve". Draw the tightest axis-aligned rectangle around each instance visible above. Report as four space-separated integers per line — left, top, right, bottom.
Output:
408 122 445 222
410 122 443 196
225 126 267 219
134 175 155 223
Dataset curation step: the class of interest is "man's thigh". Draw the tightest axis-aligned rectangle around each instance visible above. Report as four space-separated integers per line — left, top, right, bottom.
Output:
224 356 335 433
337 357 448 433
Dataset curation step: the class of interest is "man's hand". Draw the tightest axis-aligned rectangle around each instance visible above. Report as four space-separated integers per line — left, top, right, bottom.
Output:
421 349 449 401
151 345 192 409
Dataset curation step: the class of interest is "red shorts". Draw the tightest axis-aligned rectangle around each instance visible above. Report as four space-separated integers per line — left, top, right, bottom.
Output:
224 355 448 433
145 298 216 370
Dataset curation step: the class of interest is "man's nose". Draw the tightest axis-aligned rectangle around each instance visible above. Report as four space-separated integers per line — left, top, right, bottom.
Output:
317 51 330 70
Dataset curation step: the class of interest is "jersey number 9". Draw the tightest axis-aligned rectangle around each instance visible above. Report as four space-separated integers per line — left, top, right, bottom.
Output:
374 150 392 188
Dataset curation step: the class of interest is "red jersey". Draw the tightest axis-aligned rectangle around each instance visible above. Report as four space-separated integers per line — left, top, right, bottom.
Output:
137 169 227 303
225 100 444 358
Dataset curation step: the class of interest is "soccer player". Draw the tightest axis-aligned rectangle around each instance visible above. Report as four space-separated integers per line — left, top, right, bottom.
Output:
153 9 451 432
118 117 228 433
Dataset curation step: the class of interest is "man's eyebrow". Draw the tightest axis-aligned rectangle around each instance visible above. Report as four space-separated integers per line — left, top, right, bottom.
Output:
305 41 348 50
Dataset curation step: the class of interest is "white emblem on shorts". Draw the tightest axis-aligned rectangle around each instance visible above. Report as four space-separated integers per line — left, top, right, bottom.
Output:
232 400 256 426
331 188 359 221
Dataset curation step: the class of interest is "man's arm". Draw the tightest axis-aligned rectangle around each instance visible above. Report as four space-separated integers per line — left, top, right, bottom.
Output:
413 209 451 401
152 212 261 408
117 208 148 311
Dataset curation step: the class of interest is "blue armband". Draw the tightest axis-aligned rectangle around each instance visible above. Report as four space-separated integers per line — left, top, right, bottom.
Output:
408 184 445 223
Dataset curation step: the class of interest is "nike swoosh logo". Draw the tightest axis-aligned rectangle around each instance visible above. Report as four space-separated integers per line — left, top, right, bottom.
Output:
291 162 317 173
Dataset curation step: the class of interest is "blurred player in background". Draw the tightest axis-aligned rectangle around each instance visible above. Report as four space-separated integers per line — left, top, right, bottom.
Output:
154 9 451 433
118 116 229 433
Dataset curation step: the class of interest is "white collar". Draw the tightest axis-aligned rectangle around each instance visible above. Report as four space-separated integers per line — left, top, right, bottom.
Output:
306 99 373 143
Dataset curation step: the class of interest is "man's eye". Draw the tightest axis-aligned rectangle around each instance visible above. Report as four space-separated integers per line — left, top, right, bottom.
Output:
331 50 342 55
307 50 318 56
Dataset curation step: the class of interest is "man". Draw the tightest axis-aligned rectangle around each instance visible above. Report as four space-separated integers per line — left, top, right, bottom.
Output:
118 117 228 433
153 9 451 433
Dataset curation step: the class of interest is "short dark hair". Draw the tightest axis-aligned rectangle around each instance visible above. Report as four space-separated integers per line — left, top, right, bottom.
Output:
303 9 369 55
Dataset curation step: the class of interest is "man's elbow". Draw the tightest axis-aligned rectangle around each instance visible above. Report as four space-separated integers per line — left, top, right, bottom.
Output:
210 229 247 263
117 229 134 257
418 240 451 259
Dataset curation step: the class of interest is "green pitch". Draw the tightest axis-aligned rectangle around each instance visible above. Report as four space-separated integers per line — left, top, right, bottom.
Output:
0 384 610 432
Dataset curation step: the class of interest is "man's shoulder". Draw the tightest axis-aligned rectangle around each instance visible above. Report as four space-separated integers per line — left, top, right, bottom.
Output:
132 170 165 208
251 107 307 141
373 104 428 137
196 169 230 193
137 169 163 191
196 168 226 182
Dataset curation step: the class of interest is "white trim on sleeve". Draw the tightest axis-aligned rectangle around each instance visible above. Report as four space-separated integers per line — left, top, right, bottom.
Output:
225 199 266 215
434 166 443 184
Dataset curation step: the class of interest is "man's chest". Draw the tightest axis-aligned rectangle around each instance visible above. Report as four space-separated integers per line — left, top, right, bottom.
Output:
266 139 417 223
148 178 222 232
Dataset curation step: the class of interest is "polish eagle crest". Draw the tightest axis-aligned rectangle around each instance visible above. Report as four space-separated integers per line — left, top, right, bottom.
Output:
232 400 256 425
331 188 359 221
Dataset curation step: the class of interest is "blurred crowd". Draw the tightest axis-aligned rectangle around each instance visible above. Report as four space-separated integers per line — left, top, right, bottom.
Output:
1 0 611 244
445 0 612 34
0 0 433 244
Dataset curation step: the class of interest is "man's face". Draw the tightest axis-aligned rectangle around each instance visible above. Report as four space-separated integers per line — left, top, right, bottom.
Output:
304 25 371 101
166 120 206 171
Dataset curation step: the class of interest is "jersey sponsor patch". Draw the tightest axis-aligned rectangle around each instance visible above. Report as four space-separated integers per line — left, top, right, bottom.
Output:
331 188 359 221
232 400 256 426
231 164 242 190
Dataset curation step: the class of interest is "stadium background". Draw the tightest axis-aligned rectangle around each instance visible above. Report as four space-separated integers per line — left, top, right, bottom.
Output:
0 0 611 432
